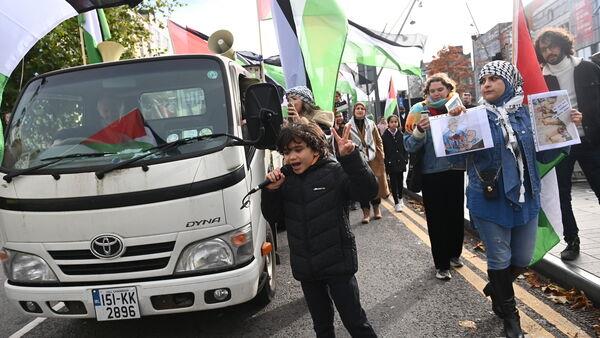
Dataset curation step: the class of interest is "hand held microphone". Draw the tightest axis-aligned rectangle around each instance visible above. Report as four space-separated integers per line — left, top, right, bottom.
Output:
241 165 291 209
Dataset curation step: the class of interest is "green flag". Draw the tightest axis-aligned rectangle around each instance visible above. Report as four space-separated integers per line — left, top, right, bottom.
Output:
297 0 348 111
78 9 111 64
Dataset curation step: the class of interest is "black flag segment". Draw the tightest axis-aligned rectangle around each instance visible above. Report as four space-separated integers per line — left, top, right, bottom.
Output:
67 0 143 13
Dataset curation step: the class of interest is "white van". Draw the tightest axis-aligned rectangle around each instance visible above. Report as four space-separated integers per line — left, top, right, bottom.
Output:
0 54 283 320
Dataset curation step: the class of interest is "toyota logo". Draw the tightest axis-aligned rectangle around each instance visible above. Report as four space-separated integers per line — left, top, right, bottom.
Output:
90 234 125 259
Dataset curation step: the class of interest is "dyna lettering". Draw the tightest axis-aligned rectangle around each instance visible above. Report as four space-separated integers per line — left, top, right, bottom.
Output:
185 217 222 228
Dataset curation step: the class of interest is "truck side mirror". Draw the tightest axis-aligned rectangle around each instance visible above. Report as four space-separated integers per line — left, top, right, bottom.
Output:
244 83 283 150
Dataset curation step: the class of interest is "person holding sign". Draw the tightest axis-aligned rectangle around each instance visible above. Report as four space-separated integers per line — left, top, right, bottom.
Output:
403 73 466 281
535 27 600 261
448 61 581 338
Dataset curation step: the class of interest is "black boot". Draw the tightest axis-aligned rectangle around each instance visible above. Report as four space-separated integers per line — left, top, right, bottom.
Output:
560 237 580 261
483 266 527 318
488 268 524 338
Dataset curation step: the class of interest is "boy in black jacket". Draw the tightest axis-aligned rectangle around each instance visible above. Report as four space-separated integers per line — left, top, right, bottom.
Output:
262 123 378 338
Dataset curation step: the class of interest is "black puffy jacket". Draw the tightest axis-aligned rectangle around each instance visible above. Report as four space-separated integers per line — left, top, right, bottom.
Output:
261 150 378 281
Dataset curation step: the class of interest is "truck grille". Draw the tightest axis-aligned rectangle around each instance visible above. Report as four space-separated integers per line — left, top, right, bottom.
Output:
48 241 175 275
59 258 170 275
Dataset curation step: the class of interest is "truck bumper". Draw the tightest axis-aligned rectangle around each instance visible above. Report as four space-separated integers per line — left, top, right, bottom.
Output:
4 258 262 319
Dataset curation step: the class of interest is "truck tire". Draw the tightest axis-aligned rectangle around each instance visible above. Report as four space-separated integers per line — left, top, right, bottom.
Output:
253 226 276 306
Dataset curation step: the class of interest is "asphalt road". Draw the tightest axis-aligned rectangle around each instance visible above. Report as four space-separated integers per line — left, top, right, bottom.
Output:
0 201 594 337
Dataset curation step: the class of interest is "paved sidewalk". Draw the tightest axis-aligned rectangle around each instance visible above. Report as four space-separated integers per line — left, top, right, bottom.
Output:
405 180 600 304
534 181 600 304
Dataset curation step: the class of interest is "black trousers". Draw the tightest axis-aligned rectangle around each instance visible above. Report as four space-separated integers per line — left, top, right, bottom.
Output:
556 141 600 241
300 275 377 338
388 171 404 204
421 170 465 270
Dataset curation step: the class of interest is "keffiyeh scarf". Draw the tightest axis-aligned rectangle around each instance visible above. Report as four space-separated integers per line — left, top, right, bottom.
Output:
479 60 527 203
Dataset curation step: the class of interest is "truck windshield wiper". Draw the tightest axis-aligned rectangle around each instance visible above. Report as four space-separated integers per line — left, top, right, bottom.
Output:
3 152 115 182
95 133 244 179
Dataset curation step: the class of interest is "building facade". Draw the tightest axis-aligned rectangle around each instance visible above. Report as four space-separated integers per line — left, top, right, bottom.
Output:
471 22 512 100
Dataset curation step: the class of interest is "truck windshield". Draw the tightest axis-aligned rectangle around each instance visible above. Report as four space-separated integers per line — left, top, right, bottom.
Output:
2 57 231 171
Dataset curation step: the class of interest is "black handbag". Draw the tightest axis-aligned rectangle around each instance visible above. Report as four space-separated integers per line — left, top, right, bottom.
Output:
406 149 424 193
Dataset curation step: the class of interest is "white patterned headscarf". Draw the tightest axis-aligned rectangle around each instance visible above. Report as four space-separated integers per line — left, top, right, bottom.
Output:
479 60 527 203
285 86 315 105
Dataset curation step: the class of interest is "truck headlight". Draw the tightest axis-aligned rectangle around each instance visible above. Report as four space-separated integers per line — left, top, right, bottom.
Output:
175 224 254 273
1 249 58 283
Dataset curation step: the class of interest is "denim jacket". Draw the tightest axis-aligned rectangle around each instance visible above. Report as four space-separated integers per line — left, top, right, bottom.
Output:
404 127 466 174
451 107 565 228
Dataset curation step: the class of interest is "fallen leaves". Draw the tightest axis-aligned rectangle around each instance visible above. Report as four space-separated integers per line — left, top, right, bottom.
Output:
458 320 477 330
473 241 486 253
524 272 595 310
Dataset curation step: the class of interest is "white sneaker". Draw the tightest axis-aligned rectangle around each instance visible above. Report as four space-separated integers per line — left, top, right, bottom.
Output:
435 269 452 280
395 201 404 212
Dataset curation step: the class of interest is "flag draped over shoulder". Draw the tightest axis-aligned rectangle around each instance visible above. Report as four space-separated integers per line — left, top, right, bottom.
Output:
83 108 157 153
512 0 564 265
272 0 347 111
384 78 397 118
78 9 111 64
167 20 212 55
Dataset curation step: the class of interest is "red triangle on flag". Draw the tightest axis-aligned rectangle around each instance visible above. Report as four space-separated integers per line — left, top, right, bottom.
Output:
513 0 548 103
84 108 148 145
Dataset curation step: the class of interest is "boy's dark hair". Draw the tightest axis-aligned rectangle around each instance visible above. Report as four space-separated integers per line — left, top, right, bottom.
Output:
534 27 575 63
276 123 330 158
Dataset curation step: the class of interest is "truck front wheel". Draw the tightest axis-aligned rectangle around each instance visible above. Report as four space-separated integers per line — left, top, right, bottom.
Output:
253 226 276 306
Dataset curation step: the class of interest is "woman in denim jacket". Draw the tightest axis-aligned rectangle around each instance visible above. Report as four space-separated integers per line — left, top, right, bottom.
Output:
449 61 582 338
403 73 466 281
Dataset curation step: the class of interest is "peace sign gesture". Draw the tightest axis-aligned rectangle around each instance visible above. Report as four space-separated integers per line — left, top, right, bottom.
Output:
332 124 355 157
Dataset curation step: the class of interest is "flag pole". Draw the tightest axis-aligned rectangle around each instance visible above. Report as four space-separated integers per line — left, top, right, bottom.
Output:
78 24 87 65
255 0 266 81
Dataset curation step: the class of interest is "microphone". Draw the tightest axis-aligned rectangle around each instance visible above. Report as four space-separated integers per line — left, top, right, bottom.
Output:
251 165 292 194
240 165 291 209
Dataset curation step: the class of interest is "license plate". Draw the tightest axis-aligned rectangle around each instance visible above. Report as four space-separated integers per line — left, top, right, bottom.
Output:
92 286 140 321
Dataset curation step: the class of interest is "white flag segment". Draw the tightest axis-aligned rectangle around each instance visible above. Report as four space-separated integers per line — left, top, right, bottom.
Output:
0 0 77 77
539 169 564 238
271 0 308 88
343 21 425 76
81 10 103 46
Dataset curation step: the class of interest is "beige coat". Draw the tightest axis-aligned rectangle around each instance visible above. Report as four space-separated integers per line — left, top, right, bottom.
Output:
359 126 390 200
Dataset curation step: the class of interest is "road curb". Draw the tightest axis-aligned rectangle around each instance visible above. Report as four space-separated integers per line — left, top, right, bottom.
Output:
403 189 600 306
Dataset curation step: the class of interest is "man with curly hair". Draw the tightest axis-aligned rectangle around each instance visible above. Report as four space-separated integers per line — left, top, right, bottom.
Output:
535 27 600 261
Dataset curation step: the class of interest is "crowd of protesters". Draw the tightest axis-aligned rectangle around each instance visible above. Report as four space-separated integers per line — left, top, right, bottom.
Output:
261 26 597 338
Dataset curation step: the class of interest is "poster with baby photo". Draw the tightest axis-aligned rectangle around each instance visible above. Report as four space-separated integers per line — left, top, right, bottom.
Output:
528 90 580 152
429 106 494 157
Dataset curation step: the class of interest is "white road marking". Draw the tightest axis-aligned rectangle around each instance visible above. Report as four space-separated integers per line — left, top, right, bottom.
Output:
9 302 65 338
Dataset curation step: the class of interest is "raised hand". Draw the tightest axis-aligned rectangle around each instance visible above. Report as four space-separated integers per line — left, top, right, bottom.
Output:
264 167 286 190
570 109 583 126
332 124 355 157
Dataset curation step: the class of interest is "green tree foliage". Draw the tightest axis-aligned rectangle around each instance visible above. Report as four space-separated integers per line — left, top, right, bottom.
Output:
1 0 182 114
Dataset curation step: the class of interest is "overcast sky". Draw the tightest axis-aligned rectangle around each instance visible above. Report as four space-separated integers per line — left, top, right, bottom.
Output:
171 0 520 93
172 0 517 61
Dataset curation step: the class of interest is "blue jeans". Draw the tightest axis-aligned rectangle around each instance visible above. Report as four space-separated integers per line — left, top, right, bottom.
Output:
473 216 538 270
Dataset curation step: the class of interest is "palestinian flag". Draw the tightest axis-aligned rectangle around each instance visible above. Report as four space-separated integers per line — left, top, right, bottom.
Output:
0 0 142 162
384 78 398 118
343 21 425 77
272 0 347 111
512 0 564 265
83 108 157 153
167 20 212 55
78 9 111 64
257 0 273 20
